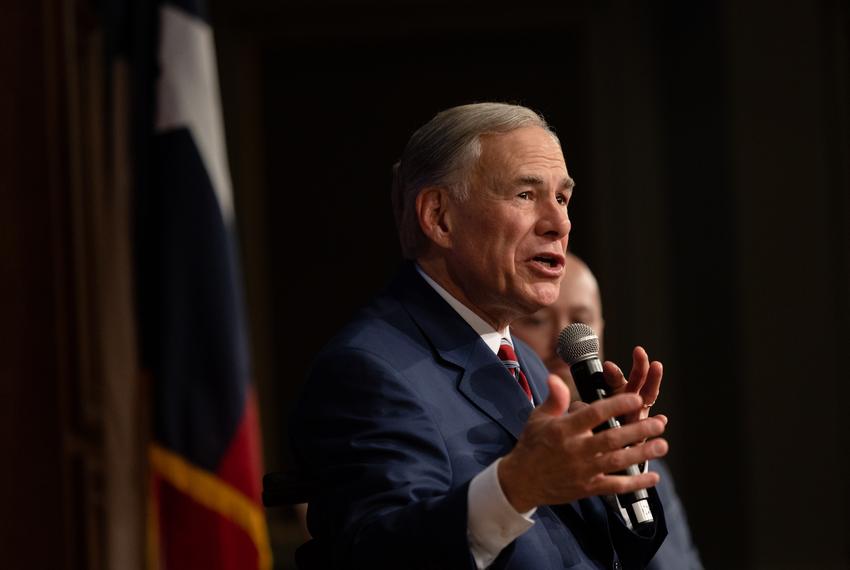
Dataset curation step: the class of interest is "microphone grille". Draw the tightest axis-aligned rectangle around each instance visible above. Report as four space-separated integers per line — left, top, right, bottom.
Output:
556 323 600 364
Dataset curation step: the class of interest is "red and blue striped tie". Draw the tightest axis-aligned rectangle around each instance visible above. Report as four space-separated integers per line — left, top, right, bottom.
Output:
498 338 533 403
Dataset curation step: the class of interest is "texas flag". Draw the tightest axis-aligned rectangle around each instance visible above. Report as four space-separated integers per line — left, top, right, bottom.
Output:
134 1 272 568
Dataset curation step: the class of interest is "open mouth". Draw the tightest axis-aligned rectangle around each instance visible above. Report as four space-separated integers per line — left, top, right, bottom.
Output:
532 255 562 268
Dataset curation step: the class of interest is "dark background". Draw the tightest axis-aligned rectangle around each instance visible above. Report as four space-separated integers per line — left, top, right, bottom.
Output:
212 0 850 568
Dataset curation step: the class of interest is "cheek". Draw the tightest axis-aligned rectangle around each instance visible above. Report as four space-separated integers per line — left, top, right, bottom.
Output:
460 215 530 273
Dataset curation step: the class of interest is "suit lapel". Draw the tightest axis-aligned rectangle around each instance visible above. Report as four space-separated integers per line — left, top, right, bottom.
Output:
392 264 533 441
456 346 534 441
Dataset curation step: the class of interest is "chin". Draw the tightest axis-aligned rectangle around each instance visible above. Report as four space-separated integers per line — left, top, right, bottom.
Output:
508 282 560 318
530 284 561 307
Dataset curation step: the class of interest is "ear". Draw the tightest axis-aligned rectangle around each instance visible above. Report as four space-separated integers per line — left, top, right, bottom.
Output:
416 187 453 249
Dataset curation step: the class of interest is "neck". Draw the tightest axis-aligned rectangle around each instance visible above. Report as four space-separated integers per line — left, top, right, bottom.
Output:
416 256 513 331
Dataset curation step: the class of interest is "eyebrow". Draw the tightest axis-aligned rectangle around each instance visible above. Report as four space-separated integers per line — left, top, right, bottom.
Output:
516 175 576 191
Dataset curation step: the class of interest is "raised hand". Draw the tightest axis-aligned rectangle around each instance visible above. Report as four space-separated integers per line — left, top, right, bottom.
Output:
603 346 664 425
498 374 668 513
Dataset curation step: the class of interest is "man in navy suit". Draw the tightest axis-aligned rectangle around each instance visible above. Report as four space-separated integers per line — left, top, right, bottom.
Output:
290 102 670 569
511 252 703 569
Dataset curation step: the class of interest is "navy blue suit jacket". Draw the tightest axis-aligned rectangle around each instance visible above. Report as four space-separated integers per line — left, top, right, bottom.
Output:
291 263 667 569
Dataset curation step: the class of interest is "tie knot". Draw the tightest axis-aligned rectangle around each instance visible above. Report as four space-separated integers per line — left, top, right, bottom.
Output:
498 338 519 370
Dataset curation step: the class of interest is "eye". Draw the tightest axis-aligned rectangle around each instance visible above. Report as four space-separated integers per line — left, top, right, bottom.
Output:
517 191 531 200
556 193 569 206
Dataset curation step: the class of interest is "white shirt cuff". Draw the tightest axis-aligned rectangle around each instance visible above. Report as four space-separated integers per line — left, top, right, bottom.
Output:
467 458 536 569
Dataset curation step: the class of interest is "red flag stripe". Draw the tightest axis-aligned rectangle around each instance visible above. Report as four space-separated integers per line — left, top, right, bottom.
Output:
149 444 272 569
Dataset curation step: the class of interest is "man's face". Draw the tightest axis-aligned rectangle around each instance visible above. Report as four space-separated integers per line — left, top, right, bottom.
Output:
511 255 604 398
444 126 572 327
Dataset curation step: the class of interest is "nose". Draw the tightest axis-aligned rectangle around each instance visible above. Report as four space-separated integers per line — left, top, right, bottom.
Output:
536 197 571 239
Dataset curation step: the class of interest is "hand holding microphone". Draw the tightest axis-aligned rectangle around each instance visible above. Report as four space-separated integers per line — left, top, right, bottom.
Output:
556 323 665 530
497 330 667 516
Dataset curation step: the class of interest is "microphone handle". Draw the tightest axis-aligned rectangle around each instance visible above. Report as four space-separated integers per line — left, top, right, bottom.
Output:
570 358 654 529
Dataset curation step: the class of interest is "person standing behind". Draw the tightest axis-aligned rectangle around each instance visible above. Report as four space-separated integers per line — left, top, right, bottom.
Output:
511 252 703 569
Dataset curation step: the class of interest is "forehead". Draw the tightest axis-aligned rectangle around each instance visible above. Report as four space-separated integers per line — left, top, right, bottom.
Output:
476 126 569 177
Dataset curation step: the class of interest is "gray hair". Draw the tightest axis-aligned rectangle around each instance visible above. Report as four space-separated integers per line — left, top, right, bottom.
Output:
391 102 559 259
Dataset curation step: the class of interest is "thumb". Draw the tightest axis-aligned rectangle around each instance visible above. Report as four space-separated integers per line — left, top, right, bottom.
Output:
536 374 572 417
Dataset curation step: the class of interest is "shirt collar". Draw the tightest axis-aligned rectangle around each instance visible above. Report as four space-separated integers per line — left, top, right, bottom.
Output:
415 264 511 355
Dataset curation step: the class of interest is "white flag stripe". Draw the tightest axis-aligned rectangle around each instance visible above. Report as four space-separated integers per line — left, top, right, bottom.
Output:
155 4 234 224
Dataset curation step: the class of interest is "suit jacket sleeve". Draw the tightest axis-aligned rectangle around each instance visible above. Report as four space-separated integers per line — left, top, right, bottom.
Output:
607 486 668 569
291 346 477 569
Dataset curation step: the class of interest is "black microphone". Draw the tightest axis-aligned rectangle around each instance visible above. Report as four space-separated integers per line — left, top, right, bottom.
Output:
556 322 654 530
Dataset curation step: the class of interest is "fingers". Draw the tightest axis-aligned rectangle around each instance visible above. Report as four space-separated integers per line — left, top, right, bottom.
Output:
592 438 669 477
603 346 649 395
584 417 666 456
602 347 664 423
628 346 650 392
591 471 661 497
507 385 669 509
602 361 627 392
536 374 572 417
641 360 662 409
563 392 643 434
